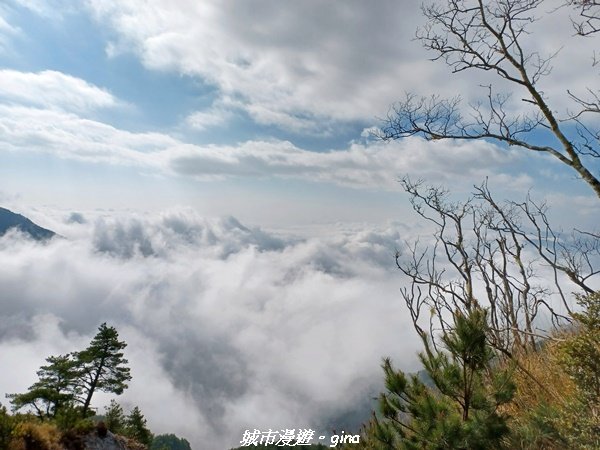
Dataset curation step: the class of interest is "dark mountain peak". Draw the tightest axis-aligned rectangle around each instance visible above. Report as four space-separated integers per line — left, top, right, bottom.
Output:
0 207 56 241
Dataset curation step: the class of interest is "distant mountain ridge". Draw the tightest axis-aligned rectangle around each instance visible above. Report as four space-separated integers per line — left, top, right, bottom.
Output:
0 207 56 240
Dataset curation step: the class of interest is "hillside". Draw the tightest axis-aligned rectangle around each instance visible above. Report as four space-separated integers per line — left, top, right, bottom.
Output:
0 207 56 240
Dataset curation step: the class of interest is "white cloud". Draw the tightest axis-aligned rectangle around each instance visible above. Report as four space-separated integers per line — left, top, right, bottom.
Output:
0 105 172 166
0 13 14 33
11 0 77 19
79 0 598 134
1 202 593 448
0 208 420 448
0 102 533 192
0 70 118 113
83 0 437 132
0 6 20 54
544 192 600 222
4 0 595 135
167 137 531 191
185 99 236 131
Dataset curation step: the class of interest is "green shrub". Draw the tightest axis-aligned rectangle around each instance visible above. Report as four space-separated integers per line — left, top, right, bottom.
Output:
0 403 16 450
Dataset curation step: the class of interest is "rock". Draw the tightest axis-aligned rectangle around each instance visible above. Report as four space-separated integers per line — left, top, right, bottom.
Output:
82 431 145 450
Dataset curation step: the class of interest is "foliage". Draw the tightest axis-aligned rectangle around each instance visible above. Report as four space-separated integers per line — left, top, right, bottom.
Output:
104 400 126 434
375 184 600 448
506 402 564 450
376 0 600 434
358 302 600 448
151 434 191 450
0 405 159 450
498 294 600 449
559 292 600 402
0 403 17 450
75 323 132 417
53 406 86 432
372 173 599 449
2 328 191 450
8 355 79 419
553 292 600 449
124 407 153 448
368 309 514 449
501 337 571 450
9 323 131 420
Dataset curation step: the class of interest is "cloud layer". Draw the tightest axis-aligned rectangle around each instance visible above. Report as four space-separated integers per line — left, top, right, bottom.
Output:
0 208 420 448
0 70 117 113
86 0 428 133
80 0 597 134
0 96 532 192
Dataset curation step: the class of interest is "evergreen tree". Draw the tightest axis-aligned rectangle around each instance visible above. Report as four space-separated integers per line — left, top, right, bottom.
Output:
125 406 153 447
0 402 16 450
151 434 192 450
104 399 126 434
372 309 515 449
554 292 600 448
559 292 600 402
8 354 79 419
74 323 131 417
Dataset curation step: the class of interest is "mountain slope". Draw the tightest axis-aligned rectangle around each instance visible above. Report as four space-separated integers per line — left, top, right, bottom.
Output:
0 207 56 240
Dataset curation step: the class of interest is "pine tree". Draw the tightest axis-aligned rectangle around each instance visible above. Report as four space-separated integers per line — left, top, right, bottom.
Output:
125 406 153 447
104 399 126 434
559 292 600 402
8 354 79 419
75 323 132 417
373 308 515 449
554 292 600 448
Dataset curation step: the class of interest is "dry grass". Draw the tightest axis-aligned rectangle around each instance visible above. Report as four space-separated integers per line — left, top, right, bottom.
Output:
9 422 63 450
504 336 576 417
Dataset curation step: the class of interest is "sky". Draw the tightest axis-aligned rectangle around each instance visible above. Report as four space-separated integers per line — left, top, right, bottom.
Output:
0 1 599 449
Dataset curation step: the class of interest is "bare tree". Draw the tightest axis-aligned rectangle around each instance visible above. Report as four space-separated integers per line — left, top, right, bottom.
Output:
369 4 599 443
395 177 599 356
379 0 600 198
567 0 600 35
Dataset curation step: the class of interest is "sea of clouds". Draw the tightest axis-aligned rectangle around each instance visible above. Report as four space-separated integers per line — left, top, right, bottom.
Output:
0 208 422 449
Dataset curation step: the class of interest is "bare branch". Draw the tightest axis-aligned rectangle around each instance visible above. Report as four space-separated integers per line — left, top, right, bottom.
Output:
379 0 600 198
567 0 600 35
396 178 599 356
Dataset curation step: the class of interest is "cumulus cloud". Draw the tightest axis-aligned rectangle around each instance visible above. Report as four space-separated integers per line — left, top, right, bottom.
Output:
0 5 584 199
0 208 420 448
0 70 118 113
76 0 596 134
82 0 439 132
4 0 594 136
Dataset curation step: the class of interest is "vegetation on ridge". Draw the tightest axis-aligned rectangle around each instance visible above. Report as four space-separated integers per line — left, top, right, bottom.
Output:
0 323 189 450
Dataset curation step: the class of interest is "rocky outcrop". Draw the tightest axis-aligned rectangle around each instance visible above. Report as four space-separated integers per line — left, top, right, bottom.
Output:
61 423 146 450
82 431 128 450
